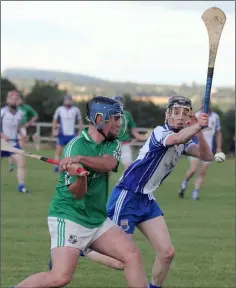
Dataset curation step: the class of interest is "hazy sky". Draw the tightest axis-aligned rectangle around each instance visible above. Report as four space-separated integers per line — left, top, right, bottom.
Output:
1 1 235 86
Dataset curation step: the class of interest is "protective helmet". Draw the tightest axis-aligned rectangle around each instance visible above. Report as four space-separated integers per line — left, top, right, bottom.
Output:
86 96 123 140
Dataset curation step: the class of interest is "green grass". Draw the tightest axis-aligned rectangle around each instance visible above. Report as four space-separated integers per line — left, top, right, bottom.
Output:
1 149 235 287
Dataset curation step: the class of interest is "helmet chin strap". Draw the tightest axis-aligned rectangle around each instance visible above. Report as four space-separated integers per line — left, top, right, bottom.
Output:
97 128 117 142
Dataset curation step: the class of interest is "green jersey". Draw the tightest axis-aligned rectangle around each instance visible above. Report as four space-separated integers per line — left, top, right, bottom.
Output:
118 110 136 142
48 128 121 229
18 104 38 125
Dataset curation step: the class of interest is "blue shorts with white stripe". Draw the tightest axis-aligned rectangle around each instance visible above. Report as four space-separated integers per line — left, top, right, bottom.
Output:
107 187 163 234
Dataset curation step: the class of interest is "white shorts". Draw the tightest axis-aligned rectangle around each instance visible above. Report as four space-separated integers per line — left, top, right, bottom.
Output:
188 156 212 165
18 127 27 138
48 217 115 254
121 143 132 166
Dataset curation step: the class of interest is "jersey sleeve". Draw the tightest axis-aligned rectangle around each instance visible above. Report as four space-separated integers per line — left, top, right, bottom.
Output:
105 140 122 172
152 126 175 147
62 138 81 186
215 114 221 131
53 107 60 121
27 105 38 119
126 111 136 129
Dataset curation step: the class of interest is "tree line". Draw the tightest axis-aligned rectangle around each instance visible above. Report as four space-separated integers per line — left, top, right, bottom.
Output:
1 77 235 153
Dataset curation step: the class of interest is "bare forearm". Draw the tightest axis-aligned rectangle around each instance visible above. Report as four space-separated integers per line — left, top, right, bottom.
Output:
77 156 116 173
52 120 58 130
216 131 222 151
69 176 87 199
25 116 38 127
197 132 213 161
131 128 146 141
176 123 202 144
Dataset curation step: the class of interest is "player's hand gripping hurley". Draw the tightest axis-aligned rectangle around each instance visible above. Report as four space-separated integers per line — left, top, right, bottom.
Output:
201 7 226 129
1 138 89 176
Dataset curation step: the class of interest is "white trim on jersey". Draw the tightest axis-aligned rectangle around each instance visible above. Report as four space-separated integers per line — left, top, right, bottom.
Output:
117 124 194 194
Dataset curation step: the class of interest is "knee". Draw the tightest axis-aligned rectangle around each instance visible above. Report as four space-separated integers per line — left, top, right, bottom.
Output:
160 246 175 263
190 167 197 174
51 271 72 287
124 245 142 264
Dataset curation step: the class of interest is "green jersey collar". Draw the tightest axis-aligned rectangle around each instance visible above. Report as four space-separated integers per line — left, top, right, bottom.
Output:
81 128 94 143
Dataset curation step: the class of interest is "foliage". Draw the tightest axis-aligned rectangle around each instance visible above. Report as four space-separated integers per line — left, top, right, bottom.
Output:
1 78 235 153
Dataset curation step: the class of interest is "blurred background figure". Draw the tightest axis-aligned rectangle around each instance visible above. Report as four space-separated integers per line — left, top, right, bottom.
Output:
114 95 148 169
178 101 222 200
1 91 29 192
52 95 83 172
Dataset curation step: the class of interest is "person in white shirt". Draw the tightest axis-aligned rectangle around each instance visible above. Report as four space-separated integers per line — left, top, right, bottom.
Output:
1 91 28 193
52 95 83 172
178 103 222 200
77 96 213 288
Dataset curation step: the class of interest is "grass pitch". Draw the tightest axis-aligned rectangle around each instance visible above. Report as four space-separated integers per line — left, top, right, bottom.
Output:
1 149 235 287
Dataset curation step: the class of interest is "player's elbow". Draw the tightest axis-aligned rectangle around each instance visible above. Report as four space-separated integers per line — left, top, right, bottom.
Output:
102 156 117 172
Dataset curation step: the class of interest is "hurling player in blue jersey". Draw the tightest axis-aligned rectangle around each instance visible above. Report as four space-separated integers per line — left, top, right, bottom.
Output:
66 96 213 288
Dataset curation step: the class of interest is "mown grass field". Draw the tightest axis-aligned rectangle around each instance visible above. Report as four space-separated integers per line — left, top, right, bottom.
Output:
1 148 235 287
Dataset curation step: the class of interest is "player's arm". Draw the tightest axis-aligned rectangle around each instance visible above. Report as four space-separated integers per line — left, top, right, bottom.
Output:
184 131 213 162
76 108 83 135
68 171 87 199
52 108 60 136
60 140 121 173
63 142 87 199
0 109 8 141
22 106 38 128
165 113 208 146
215 115 222 152
131 128 148 141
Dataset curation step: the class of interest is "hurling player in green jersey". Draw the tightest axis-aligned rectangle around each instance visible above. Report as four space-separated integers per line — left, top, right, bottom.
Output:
13 96 148 288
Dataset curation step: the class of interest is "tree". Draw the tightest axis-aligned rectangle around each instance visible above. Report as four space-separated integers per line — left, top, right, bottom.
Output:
1 77 17 106
25 80 67 122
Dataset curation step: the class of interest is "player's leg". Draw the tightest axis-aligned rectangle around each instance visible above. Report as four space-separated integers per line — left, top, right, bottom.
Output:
11 153 28 193
178 157 199 198
138 214 175 288
89 218 148 288
8 156 15 172
54 140 64 172
82 250 124 270
19 127 27 148
192 161 210 200
120 143 133 170
14 246 79 288
13 217 81 287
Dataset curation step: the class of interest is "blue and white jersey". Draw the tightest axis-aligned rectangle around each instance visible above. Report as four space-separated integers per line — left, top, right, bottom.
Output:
1 106 24 146
193 111 221 151
116 124 195 194
53 106 81 136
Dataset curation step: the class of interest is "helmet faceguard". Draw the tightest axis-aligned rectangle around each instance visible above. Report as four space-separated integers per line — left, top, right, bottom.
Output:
166 96 193 132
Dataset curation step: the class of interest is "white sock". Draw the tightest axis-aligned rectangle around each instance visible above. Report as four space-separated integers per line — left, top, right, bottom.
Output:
181 179 187 189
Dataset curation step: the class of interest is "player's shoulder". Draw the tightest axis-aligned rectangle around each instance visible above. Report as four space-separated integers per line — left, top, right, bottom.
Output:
153 124 170 134
1 106 8 113
107 139 121 149
211 111 220 118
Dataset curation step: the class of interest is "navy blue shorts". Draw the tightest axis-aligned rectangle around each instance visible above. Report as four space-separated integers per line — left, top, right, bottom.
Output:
1 143 22 158
57 135 75 146
107 187 164 234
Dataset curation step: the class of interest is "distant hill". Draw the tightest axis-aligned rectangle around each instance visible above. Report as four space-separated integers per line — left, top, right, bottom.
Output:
2 68 108 85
